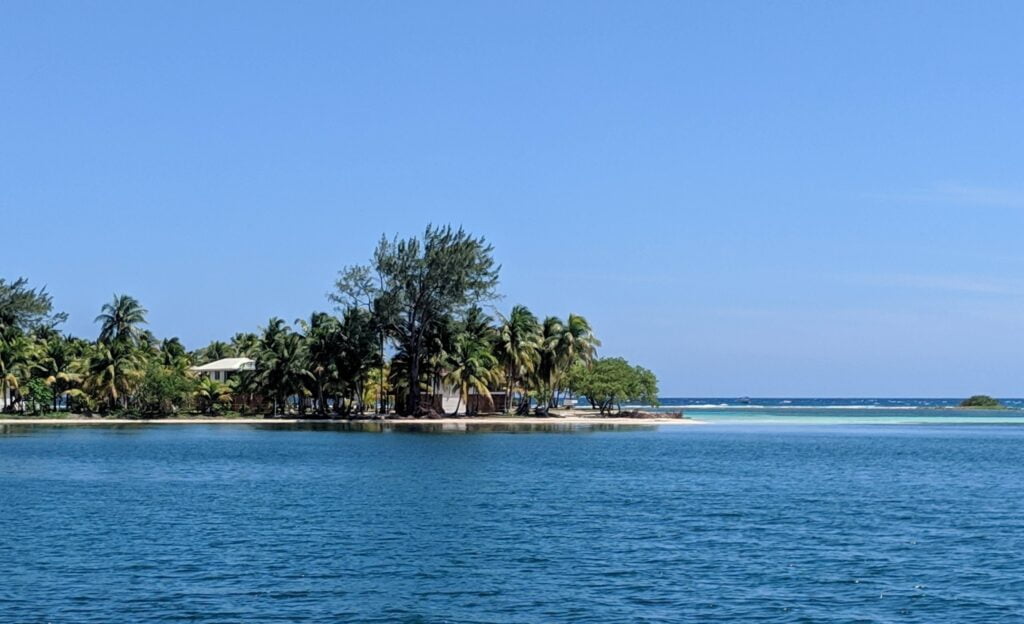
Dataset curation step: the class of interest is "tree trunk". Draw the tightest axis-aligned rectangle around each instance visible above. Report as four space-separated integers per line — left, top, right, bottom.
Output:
407 352 420 416
506 368 514 414
378 332 385 414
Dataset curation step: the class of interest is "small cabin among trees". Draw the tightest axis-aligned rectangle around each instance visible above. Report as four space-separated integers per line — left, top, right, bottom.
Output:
189 358 256 383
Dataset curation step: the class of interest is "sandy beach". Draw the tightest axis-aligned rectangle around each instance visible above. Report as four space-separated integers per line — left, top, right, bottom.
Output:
0 415 701 426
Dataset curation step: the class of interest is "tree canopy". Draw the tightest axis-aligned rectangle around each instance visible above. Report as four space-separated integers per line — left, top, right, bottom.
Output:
0 278 66 334
569 357 659 414
368 225 500 414
1 226 659 418
959 395 1003 409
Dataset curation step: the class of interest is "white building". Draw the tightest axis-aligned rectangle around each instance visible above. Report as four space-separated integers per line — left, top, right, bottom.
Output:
190 357 256 383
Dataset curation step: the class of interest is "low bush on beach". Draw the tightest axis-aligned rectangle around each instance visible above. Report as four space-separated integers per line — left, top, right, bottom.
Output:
567 357 659 414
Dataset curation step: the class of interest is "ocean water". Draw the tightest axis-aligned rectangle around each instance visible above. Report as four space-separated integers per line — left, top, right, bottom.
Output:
640 398 1024 425
657 397 1024 409
2 422 1024 623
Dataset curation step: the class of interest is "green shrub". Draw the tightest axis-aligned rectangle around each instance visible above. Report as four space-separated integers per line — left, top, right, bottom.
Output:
23 378 54 415
959 395 1003 408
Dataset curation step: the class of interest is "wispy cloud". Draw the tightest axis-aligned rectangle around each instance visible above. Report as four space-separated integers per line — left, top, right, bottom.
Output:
871 183 1024 209
859 273 1024 296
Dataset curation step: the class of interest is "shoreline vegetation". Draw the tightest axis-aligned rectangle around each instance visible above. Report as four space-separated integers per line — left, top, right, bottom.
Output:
958 395 1006 409
0 409 697 427
1 225 660 421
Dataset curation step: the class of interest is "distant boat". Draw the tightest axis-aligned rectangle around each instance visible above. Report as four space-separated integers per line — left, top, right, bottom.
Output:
738 396 751 404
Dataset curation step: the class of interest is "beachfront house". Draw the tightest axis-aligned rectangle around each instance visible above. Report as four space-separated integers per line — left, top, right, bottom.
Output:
189 357 256 383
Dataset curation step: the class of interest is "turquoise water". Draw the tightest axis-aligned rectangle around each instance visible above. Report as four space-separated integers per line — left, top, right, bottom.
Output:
657 397 1024 409
639 398 1024 425
2 422 1024 622
683 407 1024 425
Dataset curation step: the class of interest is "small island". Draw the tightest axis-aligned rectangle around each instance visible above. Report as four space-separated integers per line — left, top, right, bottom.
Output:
0 226 674 424
959 395 1005 409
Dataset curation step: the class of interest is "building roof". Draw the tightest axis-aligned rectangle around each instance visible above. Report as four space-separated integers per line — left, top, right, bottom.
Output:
190 357 256 372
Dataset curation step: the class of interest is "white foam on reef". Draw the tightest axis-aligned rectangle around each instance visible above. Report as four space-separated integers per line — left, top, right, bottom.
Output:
655 404 943 410
600 400 1024 411
681 404 746 409
625 403 733 409
798 405 921 410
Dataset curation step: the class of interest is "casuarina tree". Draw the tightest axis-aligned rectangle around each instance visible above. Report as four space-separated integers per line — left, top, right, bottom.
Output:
371 225 499 415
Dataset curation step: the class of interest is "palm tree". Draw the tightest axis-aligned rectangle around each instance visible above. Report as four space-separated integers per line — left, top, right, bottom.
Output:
535 316 564 410
137 329 159 353
533 314 602 409
496 305 541 413
196 340 234 364
423 314 458 400
371 295 398 414
297 312 341 416
36 334 83 411
194 377 232 414
335 307 380 415
363 363 390 414
228 369 260 414
230 332 260 358
0 331 37 412
552 313 600 405
96 294 148 346
387 347 433 414
561 314 600 362
257 319 309 416
461 305 495 343
261 318 288 350
444 331 500 415
83 342 143 411
158 337 189 368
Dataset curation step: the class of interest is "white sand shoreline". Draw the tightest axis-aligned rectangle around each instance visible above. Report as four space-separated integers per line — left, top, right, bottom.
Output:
0 416 703 426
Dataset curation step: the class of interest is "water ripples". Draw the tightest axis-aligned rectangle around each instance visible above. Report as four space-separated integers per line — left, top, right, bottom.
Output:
2 424 1024 622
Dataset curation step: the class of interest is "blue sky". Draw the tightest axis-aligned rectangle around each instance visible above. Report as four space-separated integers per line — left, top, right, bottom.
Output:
3 2 1024 396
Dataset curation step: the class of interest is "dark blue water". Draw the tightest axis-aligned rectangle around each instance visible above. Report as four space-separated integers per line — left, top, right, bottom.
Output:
2 423 1024 623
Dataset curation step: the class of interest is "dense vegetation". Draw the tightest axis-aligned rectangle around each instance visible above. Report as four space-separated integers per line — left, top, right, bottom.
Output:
959 395 1004 409
569 358 659 414
0 226 658 418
